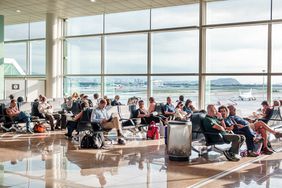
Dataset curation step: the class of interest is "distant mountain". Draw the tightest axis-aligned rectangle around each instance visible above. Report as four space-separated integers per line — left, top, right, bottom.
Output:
211 78 240 86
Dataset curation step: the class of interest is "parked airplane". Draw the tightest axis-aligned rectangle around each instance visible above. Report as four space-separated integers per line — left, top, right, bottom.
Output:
238 89 256 101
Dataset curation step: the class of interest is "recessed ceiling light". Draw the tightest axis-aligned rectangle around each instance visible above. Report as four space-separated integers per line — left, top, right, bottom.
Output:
90 0 96 2
16 10 21 13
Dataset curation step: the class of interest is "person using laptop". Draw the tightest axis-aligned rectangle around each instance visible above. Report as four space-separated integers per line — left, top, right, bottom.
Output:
91 99 126 145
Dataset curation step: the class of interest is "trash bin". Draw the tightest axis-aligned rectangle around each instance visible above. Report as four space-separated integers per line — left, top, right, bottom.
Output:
167 121 192 161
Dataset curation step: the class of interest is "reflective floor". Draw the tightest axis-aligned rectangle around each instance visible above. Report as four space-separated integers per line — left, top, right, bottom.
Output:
0 131 282 188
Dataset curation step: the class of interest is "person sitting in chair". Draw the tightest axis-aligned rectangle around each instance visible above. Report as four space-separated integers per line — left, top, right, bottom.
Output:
6 99 33 133
218 105 258 157
65 101 92 139
164 97 175 119
203 104 245 161
227 105 282 155
253 101 273 124
175 102 189 121
183 99 196 116
91 99 126 145
136 100 162 125
38 96 61 131
111 95 122 106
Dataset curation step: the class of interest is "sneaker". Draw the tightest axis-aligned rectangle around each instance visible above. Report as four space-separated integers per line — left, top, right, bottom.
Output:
247 151 259 157
262 147 274 155
117 138 126 145
229 152 240 161
223 150 234 161
223 150 240 161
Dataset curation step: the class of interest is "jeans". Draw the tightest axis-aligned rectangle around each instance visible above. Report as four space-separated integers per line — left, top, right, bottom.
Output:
234 126 255 151
14 111 31 129
66 121 78 136
223 134 246 154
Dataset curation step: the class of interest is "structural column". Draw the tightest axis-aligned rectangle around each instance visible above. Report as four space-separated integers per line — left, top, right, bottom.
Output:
0 16 4 99
198 0 207 109
46 13 63 98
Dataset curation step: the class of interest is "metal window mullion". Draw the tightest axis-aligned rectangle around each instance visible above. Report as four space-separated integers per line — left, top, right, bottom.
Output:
267 23 272 102
101 35 105 97
25 40 29 101
101 13 106 97
147 32 152 104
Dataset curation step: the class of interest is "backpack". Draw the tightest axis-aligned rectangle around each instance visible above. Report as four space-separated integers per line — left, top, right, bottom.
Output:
80 133 94 149
147 121 160 140
33 122 46 133
93 132 104 149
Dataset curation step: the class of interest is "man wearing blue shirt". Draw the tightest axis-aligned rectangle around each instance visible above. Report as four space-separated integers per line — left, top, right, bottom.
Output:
218 105 257 157
91 99 125 145
164 97 175 118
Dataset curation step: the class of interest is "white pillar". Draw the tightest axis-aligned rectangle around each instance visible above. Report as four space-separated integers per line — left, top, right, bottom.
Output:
198 0 207 109
0 15 4 99
46 13 63 98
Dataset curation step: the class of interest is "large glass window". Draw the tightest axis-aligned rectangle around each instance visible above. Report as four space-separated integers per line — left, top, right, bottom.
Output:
4 42 27 75
105 10 150 33
207 0 270 24
63 76 101 97
152 76 198 107
30 40 46 75
4 23 28 41
30 21 46 39
152 30 199 73
273 0 282 19
205 76 267 116
151 4 199 29
272 24 282 73
66 37 101 74
206 25 267 73
272 76 282 102
105 76 147 104
66 15 103 36
105 34 147 74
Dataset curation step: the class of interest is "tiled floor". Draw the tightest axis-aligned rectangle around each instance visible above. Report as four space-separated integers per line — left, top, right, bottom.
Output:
0 131 282 188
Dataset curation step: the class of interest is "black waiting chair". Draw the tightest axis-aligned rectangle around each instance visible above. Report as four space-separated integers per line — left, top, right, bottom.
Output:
191 112 230 156
0 103 23 132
